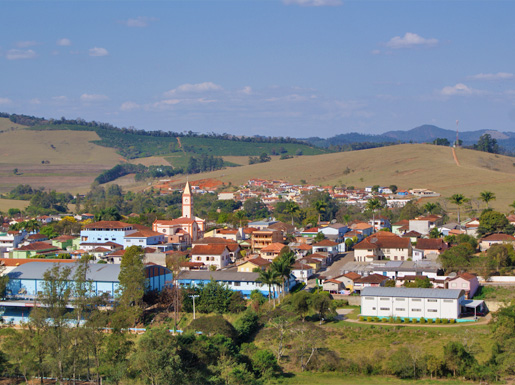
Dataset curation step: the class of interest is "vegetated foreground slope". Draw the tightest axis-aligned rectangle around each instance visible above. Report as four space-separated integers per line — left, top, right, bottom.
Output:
170 143 515 211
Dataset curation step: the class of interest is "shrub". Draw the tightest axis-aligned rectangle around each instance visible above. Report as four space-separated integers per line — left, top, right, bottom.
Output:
420 317 426 324
359 316 365 322
382 317 388 323
234 310 259 342
186 315 237 340
435 319 441 324
332 299 349 307
374 317 380 322
442 319 449 324
450 318 456 324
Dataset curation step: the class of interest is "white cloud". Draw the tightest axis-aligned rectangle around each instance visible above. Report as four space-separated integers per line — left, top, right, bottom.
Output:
283 0 342 6
16 41 37 48
164 82 223 96
29 98 41 105
440 83 479 96
52 96 68 102
371 49 381 55
89 47 109 57
385 32 438 49
6 49 37 60
120 101 140 111
80 93 109 102
0 97 12 105
468 72 513 81
241 86 253 95
122 17 156 27
57 38 72 46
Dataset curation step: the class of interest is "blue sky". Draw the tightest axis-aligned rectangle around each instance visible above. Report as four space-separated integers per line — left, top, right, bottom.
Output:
1 0 515 138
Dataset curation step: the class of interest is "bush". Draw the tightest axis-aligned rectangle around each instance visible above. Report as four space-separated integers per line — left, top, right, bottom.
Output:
382 317 388 323
332 299 349 307
186 315 237 340
359 316 365 322
435 319 441 324
450 318 456 324
420 317 426 324
442 319 449 324
374 317 380 322
367 317 374 322
234 310 259 342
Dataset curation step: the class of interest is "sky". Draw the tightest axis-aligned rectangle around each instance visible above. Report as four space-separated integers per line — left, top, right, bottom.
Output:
1 0 515 138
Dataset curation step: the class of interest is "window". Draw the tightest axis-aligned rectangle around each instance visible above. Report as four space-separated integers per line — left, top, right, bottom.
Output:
380 297 390 301
234 282 241 287
380 307 390 311
411 308 422 312
462 283 468 288
427 299 437 302
395 308 405 311
451 283 457 287
365 297 374 300
372 307 376 310
395 298 405 302
443 299 453 303
412 299 422 302
427 309 437 313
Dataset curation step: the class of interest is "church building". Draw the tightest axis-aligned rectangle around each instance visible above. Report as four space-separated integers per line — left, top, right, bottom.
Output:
152 182 206 247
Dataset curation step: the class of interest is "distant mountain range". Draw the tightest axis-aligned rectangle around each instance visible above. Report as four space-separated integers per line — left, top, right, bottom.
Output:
304 125 515 150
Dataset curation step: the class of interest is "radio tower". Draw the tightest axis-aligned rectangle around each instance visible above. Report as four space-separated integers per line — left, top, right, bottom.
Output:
455 120 460 147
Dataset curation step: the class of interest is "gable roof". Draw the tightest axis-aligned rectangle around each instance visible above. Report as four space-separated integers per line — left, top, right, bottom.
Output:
15 241 59 252
312 239 338 247
260 242 286 252
355 274 389 284
361 286 464 299
84 221 132 230
481 233 515 242
191 244 229 255
416 238 448 251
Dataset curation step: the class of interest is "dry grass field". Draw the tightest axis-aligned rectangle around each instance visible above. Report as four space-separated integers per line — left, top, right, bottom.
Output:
0 118 26 132
0 198 30 212
166 144 515 213
0 126 121 194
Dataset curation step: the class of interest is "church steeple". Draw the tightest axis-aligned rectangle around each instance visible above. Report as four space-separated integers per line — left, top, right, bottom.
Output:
182 181 193 218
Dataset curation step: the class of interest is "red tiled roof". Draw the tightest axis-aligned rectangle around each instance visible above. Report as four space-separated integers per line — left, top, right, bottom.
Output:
355 274 389 284
194 237 238 245
15 242 57 251
343 272 361 280
84 221 132 230
292 262 312 270
191 244 229 255
244 256 271 266
154 218 196 225
0 258 75 266
481 233 515 242
260 242 286 252
53 235 77 241
27 234 48 240
312 239 338 247
125 229 163 238
416 238 448 251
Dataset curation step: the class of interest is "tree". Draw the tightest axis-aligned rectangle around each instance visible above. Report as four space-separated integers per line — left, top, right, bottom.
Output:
474 133 499 154
292 291 311 322
423 202 437 215
443 341 476 377
486 244 515 272
314 200 327 224
271 248 295 300
433 138 450 146
389 185 398 193
439 243 475 272
477 210 514 236
233 210 247 228
313 232 325 242
449 194 469 226
115 246 146 328
257 269 280 306
479 191 496 209
284 201 300 226
132 327 184 385
366 198 383 233
429 227 442 239
311 292 333 324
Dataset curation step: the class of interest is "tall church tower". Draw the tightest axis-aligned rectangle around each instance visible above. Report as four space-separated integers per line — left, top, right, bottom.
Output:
182 181 193 218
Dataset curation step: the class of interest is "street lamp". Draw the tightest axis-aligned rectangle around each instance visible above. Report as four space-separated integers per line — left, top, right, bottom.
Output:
189 295 199 320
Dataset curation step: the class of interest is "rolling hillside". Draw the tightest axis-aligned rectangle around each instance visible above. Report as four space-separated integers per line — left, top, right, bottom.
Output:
166 143 515 212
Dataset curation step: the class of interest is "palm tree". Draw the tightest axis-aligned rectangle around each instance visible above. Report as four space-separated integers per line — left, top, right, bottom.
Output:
366 198 383 233
479 191 496 209
449 193 469 227
257 269 281 306
23 219 40 233
284 201 300 226
314 200 327 224
423 202 437 215
272 249 296 299
234 210 247 228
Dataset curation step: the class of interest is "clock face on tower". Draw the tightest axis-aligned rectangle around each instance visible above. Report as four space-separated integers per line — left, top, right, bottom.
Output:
184 198 189 203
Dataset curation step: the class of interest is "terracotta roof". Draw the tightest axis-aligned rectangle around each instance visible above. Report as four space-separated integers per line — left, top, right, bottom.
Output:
402 231 422 238
292 262 312 270
449 272 477 282
302 227 320 233
355 274 389 284
351 222 373 230
27 234 48 240
416 238 448 251
53 235 77 241
392 219 410 226
481 233 515 242
191 244 229 255
216 229 238 234
353 239 380 250
0 258 75 266
243 256 271 267
295 244 313 250
359 234 411 249
194 237 238 245
154 218 196 225
91 247 110 253
343 272 361 280
125 229 163 238
261 242 286 252
180 261 205 268
15 242 58 251
324 279 343 285
312 239 338 247
84 221 132 229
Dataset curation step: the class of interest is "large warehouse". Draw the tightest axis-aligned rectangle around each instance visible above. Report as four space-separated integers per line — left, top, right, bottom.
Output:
360 287 466 320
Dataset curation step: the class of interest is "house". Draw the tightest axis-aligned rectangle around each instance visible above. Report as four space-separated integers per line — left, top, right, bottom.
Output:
177 270 289 299
268 222 296 235
289 243 312 258
299 227 320 239
360 287 466 320
409 215 443 236
291 262 314 283
311 239 339 259
51 235 78 251
402 230 422 244
251 229 283 253
211 228 241 242
447 272 480 299
81 221 136 246
369 216 391 232
259 242 286 261
247 220 278 230
392 220 409 236
368 260 442 281
318 223 348 242
298 255 324 272
3 261 172 324
335 272 361 292
479 233 515 252
322 278 343 294
190 244 232 270
0 230 27 253
237 256 271 272
25 233 49 244
353 232 412 262
12 242 64 259
349 222 374 237
353 274 389 292
123 228 166 248
193 237 242 262
414 238 449 260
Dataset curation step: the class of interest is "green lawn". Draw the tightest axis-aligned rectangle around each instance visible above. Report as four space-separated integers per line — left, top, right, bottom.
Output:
271 372 473 385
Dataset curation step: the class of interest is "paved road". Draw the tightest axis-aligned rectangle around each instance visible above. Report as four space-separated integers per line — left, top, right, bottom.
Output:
306 251 355 289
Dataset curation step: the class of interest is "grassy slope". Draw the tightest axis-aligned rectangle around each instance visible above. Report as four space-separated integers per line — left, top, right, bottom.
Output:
0 118 26 131
0 198 30 212
167 144 515 212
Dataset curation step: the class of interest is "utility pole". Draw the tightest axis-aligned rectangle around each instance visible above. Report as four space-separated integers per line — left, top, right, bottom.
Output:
189 294 199 320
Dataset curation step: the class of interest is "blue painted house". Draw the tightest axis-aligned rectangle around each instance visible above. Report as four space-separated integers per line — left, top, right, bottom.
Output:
2 261 172 324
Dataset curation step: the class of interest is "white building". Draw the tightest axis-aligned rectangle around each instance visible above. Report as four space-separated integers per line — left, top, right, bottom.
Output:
361 287 465 320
